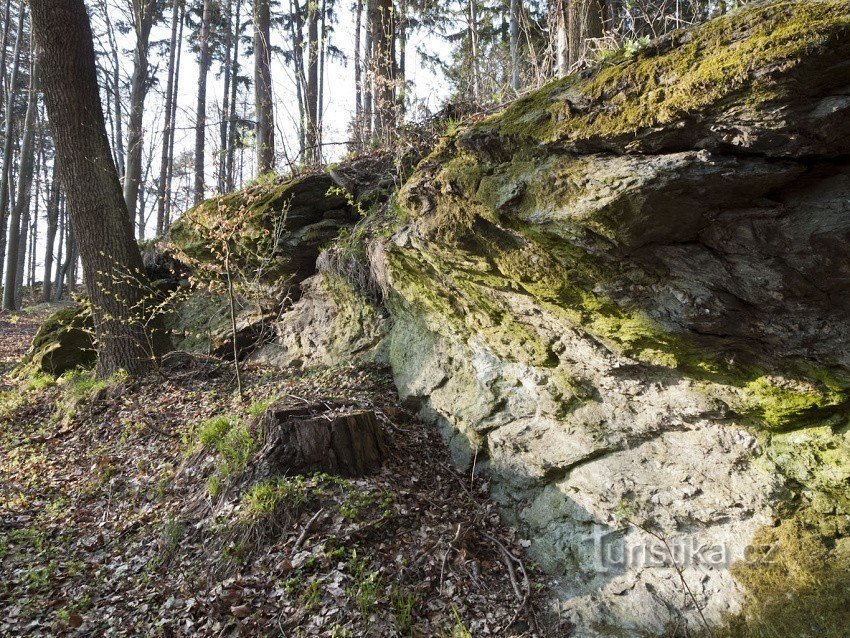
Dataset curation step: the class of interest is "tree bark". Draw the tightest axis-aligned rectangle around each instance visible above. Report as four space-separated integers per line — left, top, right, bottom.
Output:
156 0 180 237
254 0 275 175
567 0 604 69
225 0 241 192
41 160 59 302
3 56 39 311
30 0 170 376
372 0 395 141
353 0 362 149
101 2 126 179
123 0 161 222
0 1 25 288
305 0 319 164
194 0 212 204
164 1 184 231
510 0 520 90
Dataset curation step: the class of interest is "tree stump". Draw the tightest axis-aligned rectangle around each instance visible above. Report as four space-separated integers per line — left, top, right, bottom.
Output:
256 404 388 478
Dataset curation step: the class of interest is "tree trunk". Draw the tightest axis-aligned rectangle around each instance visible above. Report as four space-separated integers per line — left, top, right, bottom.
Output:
30 0 171 376
3 56 39 311
123 0 160 222
0 2 25 288
363 0 373 142
194 0 212 205
218 0 233 192
467 0 479 101
254 0 275 175
567 0 604 69
101 3 125 179
353 0 362 149
305 0 319 164
317 0 327 161
41 160 59 302
510 0 520 90
156 0 180 237
226 0 241 192
53 194 64 300
397 0 407 115
164 1 184 231
0 0 13 124
289 0 307 159
372 0 395 141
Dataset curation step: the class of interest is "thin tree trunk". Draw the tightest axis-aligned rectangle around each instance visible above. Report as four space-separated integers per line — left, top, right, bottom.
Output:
397 0 407 115
53 194 64 300
164 1 184 231
468 0 480 101
317 0 327 163
363 0 373 141
156 0 180 237
219 0 233 192
354 0 362 148
124 0 160 222
510 0 520 90
3 56 39 311
555 0 569 76
254 0 274 174
102 2 125 178
289 0 307 158
0 0 13 123
305 0 319 164
372 0 395 140
194 0 212 205
41 160 59 301
226 0 241 192
0 1 25 289
30 0 171 375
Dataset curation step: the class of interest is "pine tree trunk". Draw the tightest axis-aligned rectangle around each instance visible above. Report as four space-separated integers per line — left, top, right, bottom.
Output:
124 0 159 222
225 0 241 192
194 0 212 205
164 2 184 231
305 0 319 164
3 57 39 311
289 0 307 158
219 0 233 192
363 0 373 142
53 195 64 300
254 0 275 175
156 0 180 237
567 0 604 68
372 0 395 140
101 4 125 179
30 0 171 376
0 2 25 288
510 0 520 90
0 0 13 124
41 161 59 302
317 0 327 161
354 0 363 149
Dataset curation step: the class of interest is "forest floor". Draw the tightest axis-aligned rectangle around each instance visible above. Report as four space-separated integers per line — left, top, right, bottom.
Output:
0 305 566 637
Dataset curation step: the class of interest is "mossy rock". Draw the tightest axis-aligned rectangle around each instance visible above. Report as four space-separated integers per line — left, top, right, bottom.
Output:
168 172 353 288
17 305 96 377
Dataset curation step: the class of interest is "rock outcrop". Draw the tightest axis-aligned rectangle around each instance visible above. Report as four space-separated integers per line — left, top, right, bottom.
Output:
173 1 850 635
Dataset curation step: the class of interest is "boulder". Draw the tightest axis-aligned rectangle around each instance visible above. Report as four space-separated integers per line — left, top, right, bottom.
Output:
18 305 96 376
